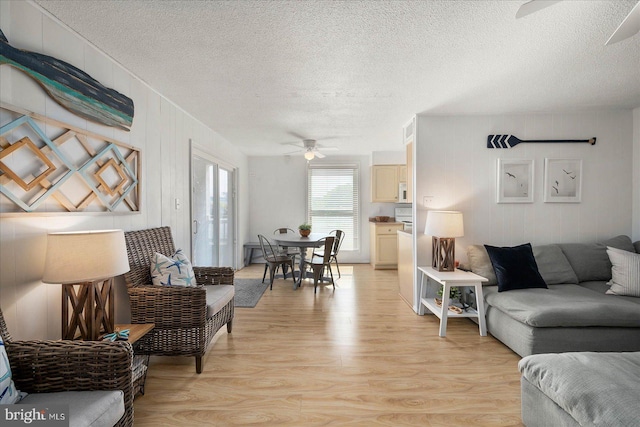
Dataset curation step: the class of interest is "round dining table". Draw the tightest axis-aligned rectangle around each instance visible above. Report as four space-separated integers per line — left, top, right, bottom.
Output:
272 232 329 288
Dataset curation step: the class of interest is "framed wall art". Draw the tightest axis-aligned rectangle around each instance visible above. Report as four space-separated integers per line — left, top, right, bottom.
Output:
0 103 141 215
496 159 534 203
544 158 582 203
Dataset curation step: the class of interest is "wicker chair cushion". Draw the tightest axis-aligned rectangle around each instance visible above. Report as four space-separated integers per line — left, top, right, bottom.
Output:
21 390 124 427
206 285 235 318
150 249 196 287
0 335 21 404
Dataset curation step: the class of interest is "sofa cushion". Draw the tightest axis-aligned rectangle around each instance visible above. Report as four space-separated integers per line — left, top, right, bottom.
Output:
532 244 579 285
466 245 497 285
485 243 547 292
206 285 235 318
605 247 640 297
559 235 635 282
484 284 640 327
519 352 640 427
20 390 124 427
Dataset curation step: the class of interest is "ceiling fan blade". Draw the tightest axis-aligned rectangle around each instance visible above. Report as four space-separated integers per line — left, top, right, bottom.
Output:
281 142 305 148
605 2 640 45
283 149 304 155
317 145 339 151
314 151 326 159
287 131 308 140
515 0 562 19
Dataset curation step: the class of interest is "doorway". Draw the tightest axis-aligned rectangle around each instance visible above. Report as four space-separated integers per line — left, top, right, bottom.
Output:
191 147 236 268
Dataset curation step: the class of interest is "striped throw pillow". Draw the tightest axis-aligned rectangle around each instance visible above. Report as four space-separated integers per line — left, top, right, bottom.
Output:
605 246 640 297
1 335 21 404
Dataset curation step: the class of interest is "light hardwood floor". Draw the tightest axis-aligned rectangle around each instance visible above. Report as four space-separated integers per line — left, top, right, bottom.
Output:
133 264 523 426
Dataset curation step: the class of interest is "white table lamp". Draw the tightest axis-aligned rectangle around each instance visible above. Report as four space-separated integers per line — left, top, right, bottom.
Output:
43 229 130 340
424 211 464 272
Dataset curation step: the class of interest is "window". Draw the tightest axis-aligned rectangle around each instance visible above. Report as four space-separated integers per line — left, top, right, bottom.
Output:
307 164 359 251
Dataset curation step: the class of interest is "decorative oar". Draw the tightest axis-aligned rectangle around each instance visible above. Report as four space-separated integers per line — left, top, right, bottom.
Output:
487 135 596 149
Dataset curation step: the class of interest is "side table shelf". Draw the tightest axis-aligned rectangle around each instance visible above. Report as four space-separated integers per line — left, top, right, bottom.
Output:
418 266 488 337
115 323 154 397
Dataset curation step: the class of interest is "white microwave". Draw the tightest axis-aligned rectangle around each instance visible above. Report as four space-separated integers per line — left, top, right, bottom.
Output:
398 183 408 203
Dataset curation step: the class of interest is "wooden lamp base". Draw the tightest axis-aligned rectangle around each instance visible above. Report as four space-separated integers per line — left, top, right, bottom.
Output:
62 278 115 340
432 237 456 272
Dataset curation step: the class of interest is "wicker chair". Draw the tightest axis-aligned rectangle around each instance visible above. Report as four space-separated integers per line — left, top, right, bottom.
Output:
0 308 134 427
124 226 234 374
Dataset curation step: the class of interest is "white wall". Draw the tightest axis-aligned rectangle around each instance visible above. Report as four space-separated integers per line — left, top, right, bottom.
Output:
633 107 640 242
248 154 385 263
414 111 635 271
0 1 249 339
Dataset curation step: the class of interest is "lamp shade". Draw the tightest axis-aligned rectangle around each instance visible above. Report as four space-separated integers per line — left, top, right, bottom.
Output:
424 211 464 238
304 150 315 160
42 229 130 284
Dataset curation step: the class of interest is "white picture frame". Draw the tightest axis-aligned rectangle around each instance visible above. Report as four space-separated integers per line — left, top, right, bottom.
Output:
544 158 582 203
496 159 534 203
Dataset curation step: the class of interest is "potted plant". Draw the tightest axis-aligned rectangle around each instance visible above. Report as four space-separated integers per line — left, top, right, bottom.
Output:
298 223 311 237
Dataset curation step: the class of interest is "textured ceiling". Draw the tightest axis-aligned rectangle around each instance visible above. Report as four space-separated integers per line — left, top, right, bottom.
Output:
33 0 640 156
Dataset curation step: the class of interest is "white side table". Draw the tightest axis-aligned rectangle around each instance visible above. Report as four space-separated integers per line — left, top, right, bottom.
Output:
418 266 488 337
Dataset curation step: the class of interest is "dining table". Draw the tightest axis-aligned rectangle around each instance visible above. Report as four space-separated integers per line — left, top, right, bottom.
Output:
272 232 329 288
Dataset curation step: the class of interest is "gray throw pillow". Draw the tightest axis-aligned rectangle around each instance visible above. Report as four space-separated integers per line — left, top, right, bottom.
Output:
466 245 497 285
533 245 578 285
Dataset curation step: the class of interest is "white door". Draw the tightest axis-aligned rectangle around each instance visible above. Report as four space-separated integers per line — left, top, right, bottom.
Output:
191 149 236 268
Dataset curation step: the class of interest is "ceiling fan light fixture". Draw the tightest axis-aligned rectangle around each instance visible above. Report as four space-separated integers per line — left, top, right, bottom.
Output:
304 150 315 160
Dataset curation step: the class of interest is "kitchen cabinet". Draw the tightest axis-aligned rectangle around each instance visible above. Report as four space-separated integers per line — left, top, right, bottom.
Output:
397 230 414 309
371 164 404 202
370 222 403 269
398 165 407 183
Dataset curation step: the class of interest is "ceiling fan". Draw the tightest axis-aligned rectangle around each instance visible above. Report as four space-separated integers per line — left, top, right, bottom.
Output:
516 0 640 45
284 139 338 161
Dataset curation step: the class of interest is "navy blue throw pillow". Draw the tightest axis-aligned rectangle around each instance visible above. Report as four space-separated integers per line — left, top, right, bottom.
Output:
484 243 547 292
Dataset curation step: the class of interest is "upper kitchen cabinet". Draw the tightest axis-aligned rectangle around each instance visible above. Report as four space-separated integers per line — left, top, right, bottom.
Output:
371 164 403 202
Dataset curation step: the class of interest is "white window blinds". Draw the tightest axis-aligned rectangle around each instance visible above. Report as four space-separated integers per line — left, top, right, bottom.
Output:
307 164 359 251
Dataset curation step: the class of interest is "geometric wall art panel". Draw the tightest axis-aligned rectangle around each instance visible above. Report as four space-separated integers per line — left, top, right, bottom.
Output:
0 104 141 214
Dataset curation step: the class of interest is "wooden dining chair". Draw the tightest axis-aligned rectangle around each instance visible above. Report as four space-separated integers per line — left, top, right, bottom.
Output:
258 234 297 290
309 236 335 294
312 230 344 278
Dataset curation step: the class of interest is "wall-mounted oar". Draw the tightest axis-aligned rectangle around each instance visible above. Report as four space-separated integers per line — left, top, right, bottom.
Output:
487 135 596 149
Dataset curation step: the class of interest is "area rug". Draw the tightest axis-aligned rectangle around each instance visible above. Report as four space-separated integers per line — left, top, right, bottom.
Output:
234 278 269 308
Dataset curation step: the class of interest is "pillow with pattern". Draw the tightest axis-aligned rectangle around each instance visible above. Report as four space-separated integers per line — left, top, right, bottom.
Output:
150 249 197 287
1 335 22 404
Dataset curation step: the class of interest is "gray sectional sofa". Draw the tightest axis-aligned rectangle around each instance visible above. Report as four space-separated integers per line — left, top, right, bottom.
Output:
466 235 640 357
519 351 640 427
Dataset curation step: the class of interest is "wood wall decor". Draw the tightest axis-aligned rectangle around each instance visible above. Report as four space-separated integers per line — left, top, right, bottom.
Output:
487 135 596 149
0 28 134 131
0 103 141 214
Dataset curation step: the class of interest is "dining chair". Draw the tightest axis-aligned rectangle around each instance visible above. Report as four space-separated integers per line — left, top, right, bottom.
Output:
309 236 336 294
258 234 297 290
273 228 301 258
312 229 344 278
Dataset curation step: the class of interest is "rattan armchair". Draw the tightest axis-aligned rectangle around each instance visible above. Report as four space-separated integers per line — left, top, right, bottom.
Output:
0 309 134 427
124 226 234 374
